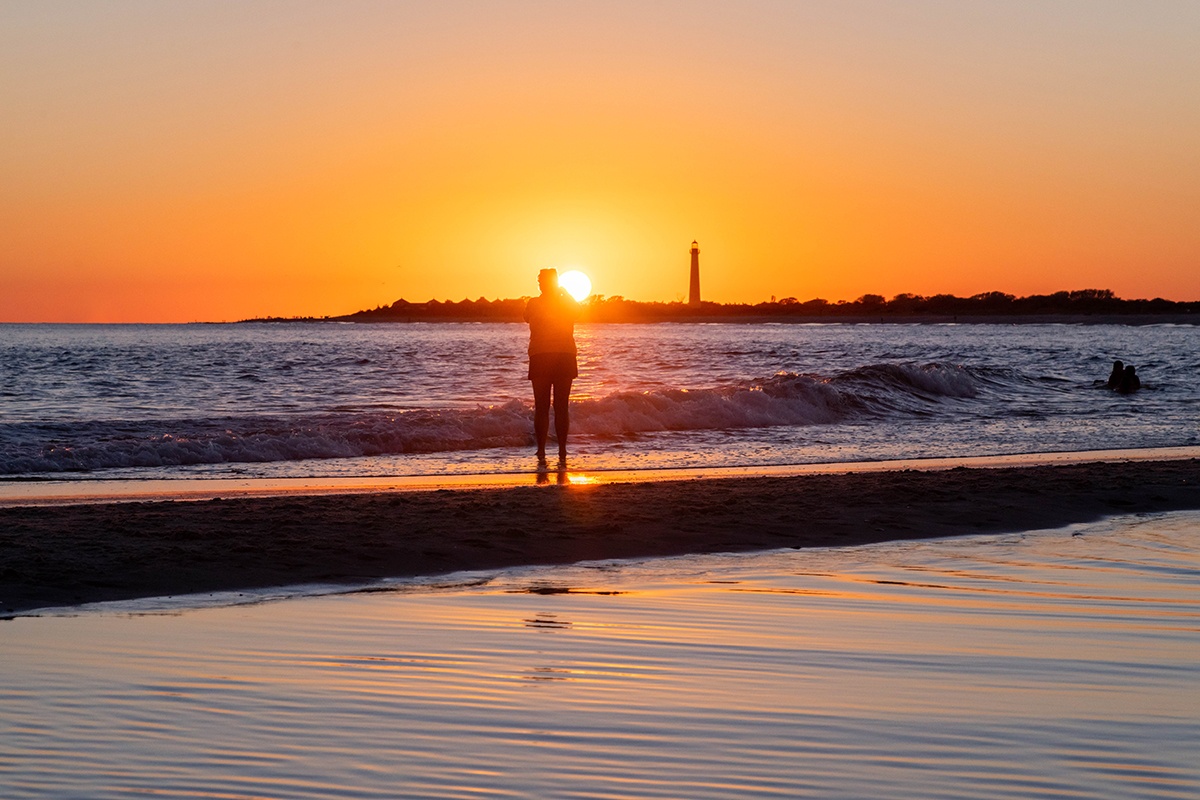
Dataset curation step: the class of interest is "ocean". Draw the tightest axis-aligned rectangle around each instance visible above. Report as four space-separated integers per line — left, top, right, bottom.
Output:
2 321 1197 481
4 321 1199 797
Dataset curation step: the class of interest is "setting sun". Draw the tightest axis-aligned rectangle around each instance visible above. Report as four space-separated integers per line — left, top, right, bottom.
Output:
559 270 592 302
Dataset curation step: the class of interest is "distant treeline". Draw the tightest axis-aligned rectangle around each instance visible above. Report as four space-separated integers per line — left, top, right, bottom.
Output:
294 289 1196 323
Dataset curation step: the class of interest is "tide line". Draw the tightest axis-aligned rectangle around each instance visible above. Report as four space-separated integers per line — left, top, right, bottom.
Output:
2 445 1198 508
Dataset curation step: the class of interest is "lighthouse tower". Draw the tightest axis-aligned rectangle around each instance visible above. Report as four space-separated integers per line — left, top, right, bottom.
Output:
688 240 701 307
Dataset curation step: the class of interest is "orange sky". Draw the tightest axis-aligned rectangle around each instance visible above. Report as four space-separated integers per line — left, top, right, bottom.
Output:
2 1 1199 322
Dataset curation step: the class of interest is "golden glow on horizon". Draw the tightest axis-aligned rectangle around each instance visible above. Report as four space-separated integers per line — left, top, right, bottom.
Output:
558 270 592 302
2 3 1199 321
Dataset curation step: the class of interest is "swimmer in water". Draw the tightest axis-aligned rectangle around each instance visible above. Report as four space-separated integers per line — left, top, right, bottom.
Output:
1117 364 1141 394
1107 360 1124 390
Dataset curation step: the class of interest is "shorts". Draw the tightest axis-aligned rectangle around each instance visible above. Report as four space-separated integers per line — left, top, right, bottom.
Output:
528 352 578 383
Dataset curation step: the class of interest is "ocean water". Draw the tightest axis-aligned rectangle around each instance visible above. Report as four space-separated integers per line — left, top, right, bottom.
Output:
2 510 1197 799
1 321 1197 480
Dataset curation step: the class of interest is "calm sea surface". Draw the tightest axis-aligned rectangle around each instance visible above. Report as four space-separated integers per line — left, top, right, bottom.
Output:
1 321 1197 479
3 511 1198 799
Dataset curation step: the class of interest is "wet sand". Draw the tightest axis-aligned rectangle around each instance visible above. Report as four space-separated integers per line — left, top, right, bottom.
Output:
2 458 1198 614
4 446 1199 507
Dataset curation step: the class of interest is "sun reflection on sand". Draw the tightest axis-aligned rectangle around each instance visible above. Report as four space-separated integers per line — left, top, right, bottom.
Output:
534 468 601 486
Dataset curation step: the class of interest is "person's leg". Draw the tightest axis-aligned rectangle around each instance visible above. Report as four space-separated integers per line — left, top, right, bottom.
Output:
552 376 572 462
532 376 552 460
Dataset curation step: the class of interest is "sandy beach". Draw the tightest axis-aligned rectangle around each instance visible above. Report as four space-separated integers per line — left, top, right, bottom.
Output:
2 458 1197 615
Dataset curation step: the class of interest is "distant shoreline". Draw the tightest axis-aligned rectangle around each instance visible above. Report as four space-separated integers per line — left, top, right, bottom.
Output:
239 313 1199 326
239 288 1199 325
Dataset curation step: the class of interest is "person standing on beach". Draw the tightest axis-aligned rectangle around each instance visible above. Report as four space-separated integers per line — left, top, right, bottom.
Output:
525 268 580 464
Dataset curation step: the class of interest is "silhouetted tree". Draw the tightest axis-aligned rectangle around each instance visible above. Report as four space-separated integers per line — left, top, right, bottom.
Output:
856 294 886 308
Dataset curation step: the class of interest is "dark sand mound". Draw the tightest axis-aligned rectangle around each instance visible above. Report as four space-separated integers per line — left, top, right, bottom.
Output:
2 459 1197 614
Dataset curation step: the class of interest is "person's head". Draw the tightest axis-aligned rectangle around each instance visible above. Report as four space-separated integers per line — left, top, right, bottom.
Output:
1125 365 1136 375
538 268 559 295
1112 360 1124 373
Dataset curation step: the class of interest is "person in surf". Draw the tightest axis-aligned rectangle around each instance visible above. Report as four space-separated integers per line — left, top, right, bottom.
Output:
524 269 580 465
1117 364 1141 394
1106 360 1141 393
1106 360 1124 389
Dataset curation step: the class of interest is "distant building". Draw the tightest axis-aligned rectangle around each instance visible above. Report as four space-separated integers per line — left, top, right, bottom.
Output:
689 240 701 306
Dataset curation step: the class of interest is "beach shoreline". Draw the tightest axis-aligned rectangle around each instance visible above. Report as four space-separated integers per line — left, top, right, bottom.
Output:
3 457 1197 616
5 446 1199 508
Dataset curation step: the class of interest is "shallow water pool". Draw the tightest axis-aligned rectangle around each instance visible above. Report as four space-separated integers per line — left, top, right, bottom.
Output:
2 512 1198 798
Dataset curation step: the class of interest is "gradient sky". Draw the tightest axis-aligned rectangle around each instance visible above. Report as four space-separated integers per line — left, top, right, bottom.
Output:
2 1 1198 322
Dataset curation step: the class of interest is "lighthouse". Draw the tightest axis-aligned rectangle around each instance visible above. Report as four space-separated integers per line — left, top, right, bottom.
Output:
688 240 701 307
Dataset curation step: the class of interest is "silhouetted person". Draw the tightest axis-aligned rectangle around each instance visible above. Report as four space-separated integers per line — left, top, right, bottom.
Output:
525 269 580 464
1117 364 1141 394
1107 360 1124 389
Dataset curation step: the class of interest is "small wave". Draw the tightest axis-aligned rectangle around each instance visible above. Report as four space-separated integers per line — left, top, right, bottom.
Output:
831 363 979 399
0 363 984 474
575 373 857 435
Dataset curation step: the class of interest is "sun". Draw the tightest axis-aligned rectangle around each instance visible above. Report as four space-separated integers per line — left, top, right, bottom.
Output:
558 270 592 302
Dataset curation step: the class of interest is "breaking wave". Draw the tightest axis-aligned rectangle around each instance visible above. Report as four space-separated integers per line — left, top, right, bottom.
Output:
1 363 985 475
